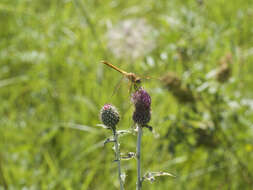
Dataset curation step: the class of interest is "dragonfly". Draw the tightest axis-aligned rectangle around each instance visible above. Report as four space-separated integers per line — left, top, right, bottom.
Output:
101 61 150 95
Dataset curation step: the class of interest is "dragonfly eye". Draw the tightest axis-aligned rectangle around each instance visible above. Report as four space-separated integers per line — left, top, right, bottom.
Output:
136 79 141 84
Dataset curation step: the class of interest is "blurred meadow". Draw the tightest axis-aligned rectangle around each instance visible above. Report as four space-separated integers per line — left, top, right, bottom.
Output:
1 0 253 189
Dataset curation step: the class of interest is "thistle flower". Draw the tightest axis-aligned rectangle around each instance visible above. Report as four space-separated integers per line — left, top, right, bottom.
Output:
100 104 120 129
99 104 124 190
131 88 151 109
131 88 151 126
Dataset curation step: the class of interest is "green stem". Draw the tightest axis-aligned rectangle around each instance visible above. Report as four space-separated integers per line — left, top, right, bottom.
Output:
136 125 142 190
113 129 124 190
0 154 8 189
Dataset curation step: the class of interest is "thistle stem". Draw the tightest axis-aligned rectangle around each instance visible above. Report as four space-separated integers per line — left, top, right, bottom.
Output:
136 125 142 190
113 129 124 190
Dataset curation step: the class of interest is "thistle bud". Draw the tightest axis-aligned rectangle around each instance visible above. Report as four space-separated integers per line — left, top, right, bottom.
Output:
216 53 233 83
133 108 151 126
100 104 120 129
161 72 195 104
131 88 151 126
216 64 231 83
161 72 181 91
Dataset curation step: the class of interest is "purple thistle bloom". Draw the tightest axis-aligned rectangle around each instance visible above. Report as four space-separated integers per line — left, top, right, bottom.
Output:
131 88 151 126
131 88 151 109
103 104 112 110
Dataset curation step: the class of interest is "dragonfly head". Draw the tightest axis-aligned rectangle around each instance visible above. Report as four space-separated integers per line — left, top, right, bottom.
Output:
135 77 142 84
134 77 142 90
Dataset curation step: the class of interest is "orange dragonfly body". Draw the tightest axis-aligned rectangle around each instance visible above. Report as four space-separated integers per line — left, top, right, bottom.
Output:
102 61 143 92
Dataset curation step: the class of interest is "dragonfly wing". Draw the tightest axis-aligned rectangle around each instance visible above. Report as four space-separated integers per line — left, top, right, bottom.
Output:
111 76 125 97
139 74 161 81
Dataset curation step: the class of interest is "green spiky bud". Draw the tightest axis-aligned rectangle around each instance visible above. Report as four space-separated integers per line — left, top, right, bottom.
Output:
100 104 120 129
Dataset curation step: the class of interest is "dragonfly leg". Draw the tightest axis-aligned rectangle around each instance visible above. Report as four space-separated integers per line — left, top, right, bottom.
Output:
128 81 133 94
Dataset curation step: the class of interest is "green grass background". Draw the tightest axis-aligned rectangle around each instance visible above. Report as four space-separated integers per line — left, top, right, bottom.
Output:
0 0 253 189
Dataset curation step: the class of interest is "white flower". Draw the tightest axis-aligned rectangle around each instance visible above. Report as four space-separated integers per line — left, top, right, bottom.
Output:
106 18 156 60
